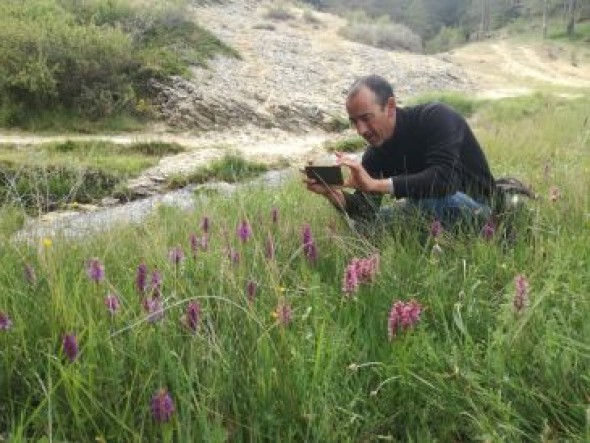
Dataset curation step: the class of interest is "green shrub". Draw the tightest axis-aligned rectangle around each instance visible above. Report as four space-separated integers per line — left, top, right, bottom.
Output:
322 114 350 133
0 4 137 119
425 26 466 53
323 136 366 153
339 13 422 52
0 0 238 128
408 92 483 118
167 153 269 188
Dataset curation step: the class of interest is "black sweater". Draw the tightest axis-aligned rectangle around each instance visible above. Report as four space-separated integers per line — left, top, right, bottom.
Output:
343 102 496 219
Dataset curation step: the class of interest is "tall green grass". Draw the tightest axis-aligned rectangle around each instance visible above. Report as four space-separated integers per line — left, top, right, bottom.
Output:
0 94 588 441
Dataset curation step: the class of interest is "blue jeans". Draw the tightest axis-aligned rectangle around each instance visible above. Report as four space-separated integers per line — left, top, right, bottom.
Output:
373 192 491 231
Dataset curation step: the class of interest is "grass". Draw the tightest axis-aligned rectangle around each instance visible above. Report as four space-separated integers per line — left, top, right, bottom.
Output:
0 93 589 441
0 140 185 211
408 92 485 117
323 135 366 153
0 106 148 134
166 153 270 189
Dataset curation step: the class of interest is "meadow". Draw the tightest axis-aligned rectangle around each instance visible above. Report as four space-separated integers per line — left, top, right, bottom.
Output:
0 93 589 442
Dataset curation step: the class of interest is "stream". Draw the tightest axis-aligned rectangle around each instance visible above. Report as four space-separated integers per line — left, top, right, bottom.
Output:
14 169 296 242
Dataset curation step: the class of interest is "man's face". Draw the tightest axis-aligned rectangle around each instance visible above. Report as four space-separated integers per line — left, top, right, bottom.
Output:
346 86 396 147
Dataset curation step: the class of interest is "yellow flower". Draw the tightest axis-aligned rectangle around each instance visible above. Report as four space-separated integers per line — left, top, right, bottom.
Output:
42 237 53 248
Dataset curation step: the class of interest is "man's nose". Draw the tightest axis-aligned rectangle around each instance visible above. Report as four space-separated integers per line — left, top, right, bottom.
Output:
354 120 367 134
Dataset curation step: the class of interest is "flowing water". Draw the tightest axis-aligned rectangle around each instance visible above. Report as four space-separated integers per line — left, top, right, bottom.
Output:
14 169 295 242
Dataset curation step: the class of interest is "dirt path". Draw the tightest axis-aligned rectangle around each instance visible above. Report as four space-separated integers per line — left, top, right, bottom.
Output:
447 38 590 98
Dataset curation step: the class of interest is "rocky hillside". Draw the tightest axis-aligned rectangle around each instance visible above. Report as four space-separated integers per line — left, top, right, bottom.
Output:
150 0 471 132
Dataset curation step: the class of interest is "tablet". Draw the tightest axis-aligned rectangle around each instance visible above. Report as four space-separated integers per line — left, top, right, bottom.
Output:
304 165 344 186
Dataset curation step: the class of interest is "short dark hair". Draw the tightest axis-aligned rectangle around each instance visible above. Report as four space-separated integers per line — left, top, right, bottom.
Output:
346 75 395 108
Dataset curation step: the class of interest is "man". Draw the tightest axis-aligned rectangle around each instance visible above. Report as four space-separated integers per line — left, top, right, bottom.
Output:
304 74 497 231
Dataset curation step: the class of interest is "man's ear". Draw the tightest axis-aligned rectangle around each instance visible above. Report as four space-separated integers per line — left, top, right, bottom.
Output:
386 97 396 117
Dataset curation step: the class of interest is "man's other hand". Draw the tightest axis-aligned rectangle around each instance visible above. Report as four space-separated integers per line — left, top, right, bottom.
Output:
335 152 393 195
335 152 376 192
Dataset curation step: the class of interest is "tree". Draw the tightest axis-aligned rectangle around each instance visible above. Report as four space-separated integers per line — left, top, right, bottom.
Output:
566 0 577 36
481 0 492 35
543 0 549 38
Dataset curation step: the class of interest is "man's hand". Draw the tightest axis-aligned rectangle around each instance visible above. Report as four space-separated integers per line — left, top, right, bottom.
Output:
335 152 394 195
335 152 377 192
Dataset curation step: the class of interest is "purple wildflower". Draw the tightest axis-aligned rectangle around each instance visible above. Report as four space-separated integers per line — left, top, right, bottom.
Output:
305 241 317 263
481 218 496 240
388 300 423 341
342 263 359 296
237 219 252 242
513 274 529 313
430 220 443 238
303 223 313 245
302 224 317 263
62 333 79 362
271 207 279 224
136 262 148 295
246 280 257 303
354 254 380 283
273 301 293 327
86 258 105 283
104 293 120 315
168 246 184 267
151 388 175 423
24 263 37 285
227 248 240 265
143 296 164 323
184 301 201 333
189 233 198 258
151 269 162 298
265 234 275 260
342 254 380 295
201 216 210 233
0 312 13 331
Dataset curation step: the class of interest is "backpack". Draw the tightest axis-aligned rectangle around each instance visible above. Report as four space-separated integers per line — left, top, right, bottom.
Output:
492 177 536 243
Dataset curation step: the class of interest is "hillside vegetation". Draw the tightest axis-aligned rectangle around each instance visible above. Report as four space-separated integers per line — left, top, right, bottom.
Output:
307 0 590 52
0 0 237 131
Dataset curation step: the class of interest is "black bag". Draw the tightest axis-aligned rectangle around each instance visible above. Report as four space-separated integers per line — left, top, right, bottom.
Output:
492 177 536 243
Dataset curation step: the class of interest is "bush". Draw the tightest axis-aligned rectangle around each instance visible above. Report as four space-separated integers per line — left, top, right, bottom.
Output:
339 13 422 52
0 2 137 119
0 0 238 127
425 26 466 53
323 136 366 153
167 153 269 188
408 92 482 118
